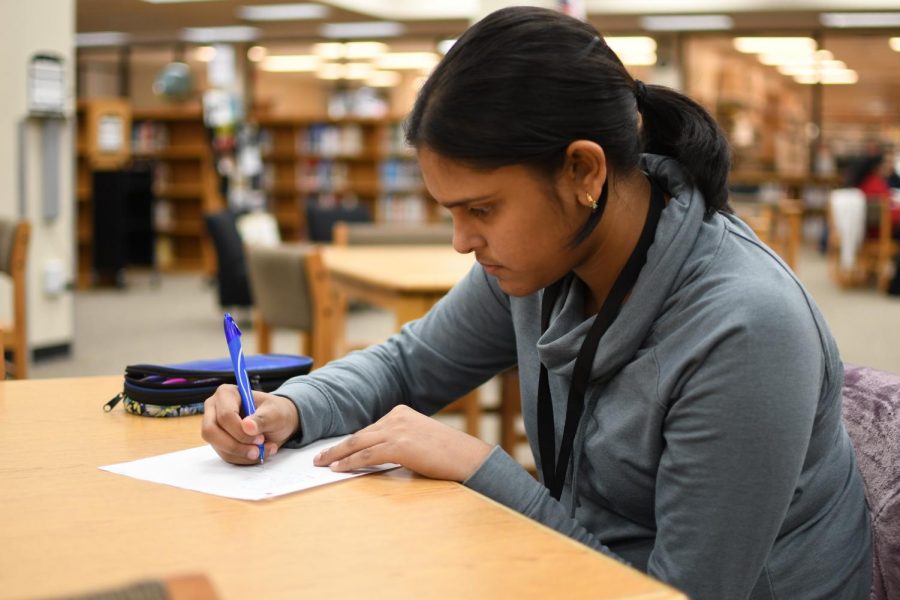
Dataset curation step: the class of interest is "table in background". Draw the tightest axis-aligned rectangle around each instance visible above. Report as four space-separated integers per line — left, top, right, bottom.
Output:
0 377 685 600
321 244 481 434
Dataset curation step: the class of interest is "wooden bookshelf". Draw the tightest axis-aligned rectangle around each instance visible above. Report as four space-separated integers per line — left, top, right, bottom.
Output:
132 107 223 273
254 116 434 240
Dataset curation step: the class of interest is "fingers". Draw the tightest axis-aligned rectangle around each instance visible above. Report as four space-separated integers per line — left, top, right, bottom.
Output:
313 430 388 469
326 441 392 473
201 385 266 465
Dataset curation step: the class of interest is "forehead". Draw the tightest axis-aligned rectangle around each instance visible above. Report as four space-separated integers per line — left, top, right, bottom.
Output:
416 146 547 200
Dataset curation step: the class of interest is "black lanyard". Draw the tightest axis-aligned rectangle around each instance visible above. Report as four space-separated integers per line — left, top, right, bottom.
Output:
537 178 665 500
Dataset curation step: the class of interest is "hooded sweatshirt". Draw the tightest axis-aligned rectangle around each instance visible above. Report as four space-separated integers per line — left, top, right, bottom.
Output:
275 155 871 600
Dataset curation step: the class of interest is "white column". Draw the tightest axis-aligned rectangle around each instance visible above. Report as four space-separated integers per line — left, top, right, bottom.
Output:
0 0 75 357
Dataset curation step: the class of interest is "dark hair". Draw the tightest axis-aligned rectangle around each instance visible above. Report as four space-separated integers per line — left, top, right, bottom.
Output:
845 154 884 188
405 6 732 216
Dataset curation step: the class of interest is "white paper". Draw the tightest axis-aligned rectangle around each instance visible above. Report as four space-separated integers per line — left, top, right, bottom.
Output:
100 436 397 501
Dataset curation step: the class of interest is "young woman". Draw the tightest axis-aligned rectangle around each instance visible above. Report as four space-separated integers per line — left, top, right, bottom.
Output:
202 7 871 599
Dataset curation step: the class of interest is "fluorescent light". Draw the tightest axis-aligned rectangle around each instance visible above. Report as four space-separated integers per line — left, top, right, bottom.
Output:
640 15 732 31
794 70 858 85
734 37 816 54
142 0 225 3
237 3 329 21
181 26 259 43
606 37 657 66
317 63 344 80
75 31 129 47
247 46 268 62
375 52 439 70
437 39 456 54
313 42 387 59
891 38 900 52
193 46 217 62
316 62 374 80
366 70 401 87
821 13 900 28
260 55 320 72
320 21 404 39
759 49 833 66
777 60 847 76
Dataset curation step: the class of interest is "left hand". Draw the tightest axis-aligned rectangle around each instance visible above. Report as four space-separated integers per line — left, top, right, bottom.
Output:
312 405 493 482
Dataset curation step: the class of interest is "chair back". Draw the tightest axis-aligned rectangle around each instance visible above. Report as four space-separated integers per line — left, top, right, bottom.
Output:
245 244 332 367
332 221 454 246
841 363 900 600
0 219 30 379
305 203 371 242
204 211 253 308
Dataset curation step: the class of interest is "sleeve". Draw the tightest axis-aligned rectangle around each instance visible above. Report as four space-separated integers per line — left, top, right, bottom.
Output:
645 290 826 599
274 264 518 446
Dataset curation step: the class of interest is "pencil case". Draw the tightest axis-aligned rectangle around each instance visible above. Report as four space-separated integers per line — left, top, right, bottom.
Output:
103 354 313 417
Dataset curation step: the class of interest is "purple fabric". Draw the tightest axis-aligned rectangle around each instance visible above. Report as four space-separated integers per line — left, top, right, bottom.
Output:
842 364 900 600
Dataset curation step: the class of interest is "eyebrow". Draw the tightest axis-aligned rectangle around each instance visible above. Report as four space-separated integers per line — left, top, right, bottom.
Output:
436 194 495 209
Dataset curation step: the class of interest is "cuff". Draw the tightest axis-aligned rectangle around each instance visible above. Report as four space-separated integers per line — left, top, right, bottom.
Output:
463 445 542 514
272 378 334 449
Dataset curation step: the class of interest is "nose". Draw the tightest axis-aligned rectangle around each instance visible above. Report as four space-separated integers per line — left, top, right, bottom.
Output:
451 216 484 255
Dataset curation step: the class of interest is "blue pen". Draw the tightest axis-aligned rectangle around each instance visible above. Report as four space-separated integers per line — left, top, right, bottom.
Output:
224 313 264 464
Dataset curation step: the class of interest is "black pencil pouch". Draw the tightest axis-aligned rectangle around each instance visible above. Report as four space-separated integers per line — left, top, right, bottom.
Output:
103 354 313 417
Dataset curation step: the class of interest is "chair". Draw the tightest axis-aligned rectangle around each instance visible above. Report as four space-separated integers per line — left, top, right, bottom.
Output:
731 198 804 271
245 243 333 369
841 363 900 600
828 191 899 291
204 211 253 310
0 219 30 379
305 203 371 243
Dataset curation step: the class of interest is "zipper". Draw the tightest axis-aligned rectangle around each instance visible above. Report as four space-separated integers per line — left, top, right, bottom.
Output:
104 392 124 412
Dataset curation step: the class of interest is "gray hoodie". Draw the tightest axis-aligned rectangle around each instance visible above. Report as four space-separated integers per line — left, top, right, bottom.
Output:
276 155 871 599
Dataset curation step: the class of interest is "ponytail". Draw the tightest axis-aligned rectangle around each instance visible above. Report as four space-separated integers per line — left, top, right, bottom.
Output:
637 84 732 215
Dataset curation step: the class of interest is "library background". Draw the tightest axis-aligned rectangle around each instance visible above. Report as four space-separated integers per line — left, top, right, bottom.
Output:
1 0 899 378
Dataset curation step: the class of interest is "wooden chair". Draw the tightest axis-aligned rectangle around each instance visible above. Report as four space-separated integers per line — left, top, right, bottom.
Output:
0 219 30 379
244 243 333 370
828 192 899 291
732 198 804 271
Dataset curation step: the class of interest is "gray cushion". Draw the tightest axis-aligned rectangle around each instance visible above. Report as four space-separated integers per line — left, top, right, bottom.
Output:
245 244 315 331
842 363 900 600
343 222 453 245
0 219 14 275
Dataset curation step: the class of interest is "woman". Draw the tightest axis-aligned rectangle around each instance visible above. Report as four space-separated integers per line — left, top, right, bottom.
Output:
202 7 871 599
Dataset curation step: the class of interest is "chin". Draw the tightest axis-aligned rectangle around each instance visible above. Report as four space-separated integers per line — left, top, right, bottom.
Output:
494 276 540 298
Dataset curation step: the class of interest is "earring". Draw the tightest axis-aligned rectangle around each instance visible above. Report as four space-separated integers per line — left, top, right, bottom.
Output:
586 192 598 212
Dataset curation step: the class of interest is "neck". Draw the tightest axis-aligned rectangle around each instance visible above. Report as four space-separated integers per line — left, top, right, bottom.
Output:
575 172 652 316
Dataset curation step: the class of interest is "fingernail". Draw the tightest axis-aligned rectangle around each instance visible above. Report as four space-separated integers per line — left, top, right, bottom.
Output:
254 436 264 445
248 448 258 460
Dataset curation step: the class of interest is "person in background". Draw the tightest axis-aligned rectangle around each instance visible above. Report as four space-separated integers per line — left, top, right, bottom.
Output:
202 7 871 599
848 151 900 238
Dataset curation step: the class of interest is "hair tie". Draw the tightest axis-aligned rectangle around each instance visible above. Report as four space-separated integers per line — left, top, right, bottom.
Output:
634 79 648 110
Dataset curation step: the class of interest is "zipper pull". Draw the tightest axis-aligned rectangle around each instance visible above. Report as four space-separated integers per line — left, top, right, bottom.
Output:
104 392 124 412
250 374 262 391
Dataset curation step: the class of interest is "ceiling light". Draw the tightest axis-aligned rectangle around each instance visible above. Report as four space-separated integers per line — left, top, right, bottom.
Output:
365 70 401 87
437 39 456 54
312 42 387 60
247 46 268 62
794 70 858 85
320 21 404 39
640 15 733 31
891 38 900 52
181 26 259 43
821 13 900 28
260 55 320 72
375 52 439 70
734 37 816 54
237 3 328 21
142 0 225 3
777 60 847 76
75 31 129 47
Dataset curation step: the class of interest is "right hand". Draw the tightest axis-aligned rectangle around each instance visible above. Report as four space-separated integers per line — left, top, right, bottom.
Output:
201 385 300 465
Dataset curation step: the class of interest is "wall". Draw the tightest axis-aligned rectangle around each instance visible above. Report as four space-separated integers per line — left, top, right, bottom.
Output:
0 1 75 357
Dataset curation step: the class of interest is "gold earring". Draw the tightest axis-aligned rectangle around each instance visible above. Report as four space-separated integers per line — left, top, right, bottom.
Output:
586 192 598 212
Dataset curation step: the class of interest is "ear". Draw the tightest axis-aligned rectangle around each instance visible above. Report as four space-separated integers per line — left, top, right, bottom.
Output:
561 140 607 210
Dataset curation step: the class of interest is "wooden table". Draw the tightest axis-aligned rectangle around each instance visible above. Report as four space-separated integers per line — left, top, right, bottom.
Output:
0 377 685 600
322 245 481 434
322 245 475 330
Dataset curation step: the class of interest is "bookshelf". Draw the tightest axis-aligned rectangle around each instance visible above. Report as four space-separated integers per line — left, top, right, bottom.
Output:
131 107 223 273
255 116 434 241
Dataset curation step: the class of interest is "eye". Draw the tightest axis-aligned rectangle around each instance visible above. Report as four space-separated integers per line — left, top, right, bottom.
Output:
468 205 491 217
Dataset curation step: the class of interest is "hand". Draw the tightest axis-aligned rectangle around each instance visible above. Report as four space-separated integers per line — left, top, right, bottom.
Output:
201 384 300 465
312 405 492 482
